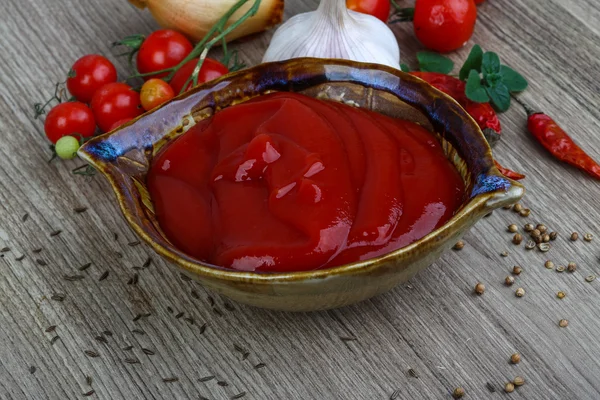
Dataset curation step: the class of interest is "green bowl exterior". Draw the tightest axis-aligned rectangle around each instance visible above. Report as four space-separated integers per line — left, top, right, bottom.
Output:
78 58 524 311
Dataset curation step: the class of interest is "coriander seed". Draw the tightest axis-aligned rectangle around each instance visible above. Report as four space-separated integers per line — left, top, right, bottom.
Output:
549 231 558 240
453 241 465 250
534 235 543 244
542 234 550 243
585 275 596 283
556 265 565 273
505 382 515 393
584 233 593 242
512 265 523 275
513 234 523 245
544 260 555 269
559 319 569 328
557 291 566 299
505 276 515 286
501 251 509 257
525 241 536 250
519 209 531 217
524 223 534 232
508 224 518 233
510 353 521 364
515 288 525 297
503 204 513 210
513 376 525 386
570 232 579 241
537 224 547 233
513 203 523 213
538 243 551 252
474 283 485 295
531 229 541 238
452 387 465 399
567 262 577 272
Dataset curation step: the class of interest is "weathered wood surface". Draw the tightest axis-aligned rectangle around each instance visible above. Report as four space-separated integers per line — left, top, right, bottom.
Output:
1 0 600 398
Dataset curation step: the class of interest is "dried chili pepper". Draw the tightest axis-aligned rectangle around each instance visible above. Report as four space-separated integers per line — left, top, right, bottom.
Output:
494 160 525 181
409 71 501 146
513 97 600 180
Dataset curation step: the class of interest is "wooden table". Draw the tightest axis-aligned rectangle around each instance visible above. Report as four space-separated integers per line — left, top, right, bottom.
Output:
1 0 599 398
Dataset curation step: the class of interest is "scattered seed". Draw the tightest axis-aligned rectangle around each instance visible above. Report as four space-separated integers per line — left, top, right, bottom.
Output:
36 259 47 266
142 257 152 268
231 392 246 399
124 358 140 364
512 266 523 275
586 275 596 283
254 363 266 369
128 241 141 247
505 382 515 393
32 248 42 253
224 301 235 311
175 312 184 319
102 330 112 337
98 271 109 281
190 290 201 300
29 366 36 374
217 381 228 387
79 263 92 271
0 247 10 253
537 224 547 234
84 350 99 358
452 387 465 399
512 234 523 245
570 232 579 241
538 243 551 252
113 232 119 241
127 273 138 285
519 209 531 217
64 275 85 281
122 345 134 351
513 204 523 213
132 329 145 335
524 224 534 232
180 273 192 282
133 314 142 322
408 368 419 378
115 252 123 259
550 231 558 240
542 234 550 243
513 376 525 386
545 260 555 269
95 336 108 344
207 296 215 306
51 293 66 302
584 233 593 242
166 306 174 313
556 265 565 273
559 319 569 328
22 213 29 222
557 291 566 299
86 376 92 385
162 377 179 383
199 323 207 334
501 251 509 257
83 390 95 397
515 288 525 297
511 353 521 364
505 276 515 286
74 206 88 213
531 229 541 238
453 241 465 250
184 317 194 325
474 283 485 295
199 375 215 382
486 382 496 393
50 230 62 237
390 391 401 400
508 224 518 233
50 335 60 345
15 255 25 261
234 344 247 354
567 262 577 273
45 325 57 333
503 205 513 209
141 347 155 355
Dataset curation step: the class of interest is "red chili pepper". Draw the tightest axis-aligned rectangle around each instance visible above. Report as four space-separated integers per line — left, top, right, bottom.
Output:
409 71 502 145
513 98 600 180
494 160 525 181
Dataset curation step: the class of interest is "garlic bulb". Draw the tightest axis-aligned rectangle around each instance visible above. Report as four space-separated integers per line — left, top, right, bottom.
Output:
263 0 400 69
129 0 285 43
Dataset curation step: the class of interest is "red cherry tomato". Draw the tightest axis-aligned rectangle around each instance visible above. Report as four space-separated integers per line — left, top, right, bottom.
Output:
169 58 229 94
91 83 143 132
137 29 194 79
346 0 391 22
413 0 477 53
140 79 175 111
44 102 96 144
66 55 118 103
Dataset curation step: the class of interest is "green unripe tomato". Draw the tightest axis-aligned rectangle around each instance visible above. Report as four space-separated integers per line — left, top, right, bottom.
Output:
55 136 80 160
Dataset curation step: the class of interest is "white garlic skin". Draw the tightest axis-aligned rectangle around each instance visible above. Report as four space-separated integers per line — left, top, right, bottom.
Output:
263 0 400 69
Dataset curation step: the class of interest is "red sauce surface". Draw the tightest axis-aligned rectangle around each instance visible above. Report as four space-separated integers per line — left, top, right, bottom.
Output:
148 92 464 272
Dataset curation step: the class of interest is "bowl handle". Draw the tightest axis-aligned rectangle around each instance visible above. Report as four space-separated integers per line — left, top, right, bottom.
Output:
472 171 525 213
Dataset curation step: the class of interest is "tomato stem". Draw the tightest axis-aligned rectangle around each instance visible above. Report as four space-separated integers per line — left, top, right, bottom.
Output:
33 80 68 119
389 0 403 11
389 7 415 23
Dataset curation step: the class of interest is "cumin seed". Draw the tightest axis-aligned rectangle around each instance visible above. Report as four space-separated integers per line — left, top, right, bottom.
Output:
36 259 47 266
113 232 119 241
234 344 246 353
15 255 25 261
122 345 133 351
408 368 419 378
115 252 123 259
217 381 228 387
94 336 108 344
191 290 200 299
207 296 215 306
86 376 93 385
83 390 95 397
102 330 112 336
166 306 173 314
390 389 400 400
50 336 60 345
98 271 109 281
50 230 62 237
132 314 142 322
127 273 138 285
51 293 65 301
79 263 92 271
142 257 152 268
184 317 194 325
254 363 266 369
74 206 88 213
132 329 145 335
84 350 99 358
22 213 29 222
242 352 250 360
142 348 155 355
231 392 246 399
29 366 36 374
32 248 42 253
175 312 184 319
0 247 10 253
132 266 142 270
162 377 179 383
199 323 207 334
180 273 191 281
45 325 57 332
486 382 496 393
124 358 139 364
128 241 140 247
199 375 215 382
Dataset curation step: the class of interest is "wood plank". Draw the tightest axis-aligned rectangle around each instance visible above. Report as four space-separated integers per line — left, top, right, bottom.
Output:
1 0 599 398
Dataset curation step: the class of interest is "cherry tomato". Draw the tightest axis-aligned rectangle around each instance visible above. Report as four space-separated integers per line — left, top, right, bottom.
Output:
108 118 133 132
66 55 118 103
55 136 80 160
346 0 391 22
137 30 194 79
140 79 175 111
413 0 477 53
169 58 229 94
44 102 96 144
91 83 143 132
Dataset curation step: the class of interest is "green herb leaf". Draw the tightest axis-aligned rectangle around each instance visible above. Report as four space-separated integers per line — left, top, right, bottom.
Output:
500 65 528 92
400 63 411 72
482 52 501 76
417 52 454 74
486 82 511 112
459 45 483 81
465 70 490 103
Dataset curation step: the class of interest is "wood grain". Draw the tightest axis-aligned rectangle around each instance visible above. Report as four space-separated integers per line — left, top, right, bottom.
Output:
1 0 600 399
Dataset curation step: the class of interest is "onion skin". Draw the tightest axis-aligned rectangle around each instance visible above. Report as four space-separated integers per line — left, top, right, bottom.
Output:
129 0 285 43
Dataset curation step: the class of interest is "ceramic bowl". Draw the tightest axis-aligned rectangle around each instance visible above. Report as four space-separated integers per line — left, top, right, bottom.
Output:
78 58 524 311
